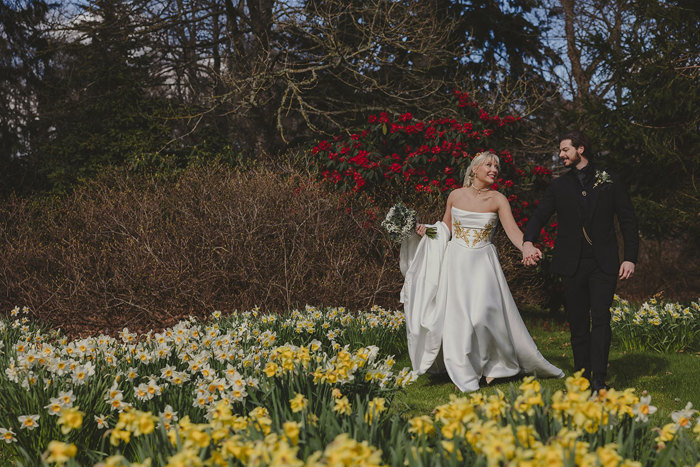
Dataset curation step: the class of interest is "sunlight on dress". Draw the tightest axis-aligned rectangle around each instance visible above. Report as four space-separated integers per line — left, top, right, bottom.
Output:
401 207 564 392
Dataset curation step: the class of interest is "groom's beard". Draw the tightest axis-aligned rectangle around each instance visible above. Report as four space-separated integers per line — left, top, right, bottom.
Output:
563 153 581 167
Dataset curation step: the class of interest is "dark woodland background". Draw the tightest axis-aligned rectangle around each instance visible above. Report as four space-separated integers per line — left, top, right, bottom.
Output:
1 0 698 335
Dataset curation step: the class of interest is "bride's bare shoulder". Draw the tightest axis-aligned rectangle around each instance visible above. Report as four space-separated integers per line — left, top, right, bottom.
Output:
491 190 507 202
448 187 467 199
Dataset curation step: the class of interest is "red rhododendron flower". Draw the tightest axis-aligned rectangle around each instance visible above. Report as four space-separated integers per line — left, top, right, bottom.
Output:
310 92 551 253
399 112 413 122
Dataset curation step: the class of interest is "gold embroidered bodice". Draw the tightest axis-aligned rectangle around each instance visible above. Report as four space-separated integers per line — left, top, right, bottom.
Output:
451 208 498 248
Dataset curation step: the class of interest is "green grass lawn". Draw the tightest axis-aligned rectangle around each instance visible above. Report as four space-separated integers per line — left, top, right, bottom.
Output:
393 311 700 420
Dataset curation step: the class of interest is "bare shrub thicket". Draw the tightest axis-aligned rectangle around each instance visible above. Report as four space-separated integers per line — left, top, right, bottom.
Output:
0 165 544 335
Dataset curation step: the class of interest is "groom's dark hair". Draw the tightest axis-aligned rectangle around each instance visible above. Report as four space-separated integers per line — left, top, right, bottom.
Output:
561 130 594 160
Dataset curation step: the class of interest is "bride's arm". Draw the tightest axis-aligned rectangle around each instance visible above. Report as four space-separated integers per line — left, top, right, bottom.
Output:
416 191 455 237
495 193 525 251
441 191 455 233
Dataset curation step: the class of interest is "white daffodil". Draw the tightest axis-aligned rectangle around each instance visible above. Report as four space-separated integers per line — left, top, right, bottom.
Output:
0 427 17 443
633 396 657 422
18 414 40 430
134 383 151 402
94 414 109 429
45 397 65 416
671 402 697 429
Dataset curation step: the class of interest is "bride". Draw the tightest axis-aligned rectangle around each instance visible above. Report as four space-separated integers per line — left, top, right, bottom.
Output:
401 151 564 392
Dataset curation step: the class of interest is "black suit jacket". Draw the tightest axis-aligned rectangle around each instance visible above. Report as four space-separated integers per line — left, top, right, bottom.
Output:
523 165 639 276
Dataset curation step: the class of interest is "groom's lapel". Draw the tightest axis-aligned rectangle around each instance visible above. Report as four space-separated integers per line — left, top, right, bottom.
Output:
564 170 585 221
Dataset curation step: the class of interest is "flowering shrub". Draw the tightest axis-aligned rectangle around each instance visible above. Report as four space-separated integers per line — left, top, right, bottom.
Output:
611 295 700 352
311 91 558 249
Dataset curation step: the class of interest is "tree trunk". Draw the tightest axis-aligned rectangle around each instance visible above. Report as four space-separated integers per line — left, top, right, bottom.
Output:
560 0 589 100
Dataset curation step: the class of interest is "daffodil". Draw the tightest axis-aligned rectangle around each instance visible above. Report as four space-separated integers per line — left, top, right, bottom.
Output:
45 440 77 464
333 396 352 416
633 396 657 422
18 414 39 430
408 415 435 437
289 393 308 413
671 402 697 429
283 420 301 446
58 407 84 434
0 427 17 443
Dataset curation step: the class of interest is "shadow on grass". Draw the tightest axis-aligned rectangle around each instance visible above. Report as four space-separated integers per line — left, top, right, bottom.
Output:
612 353 669 380
424 371 452 385
609 352 672 392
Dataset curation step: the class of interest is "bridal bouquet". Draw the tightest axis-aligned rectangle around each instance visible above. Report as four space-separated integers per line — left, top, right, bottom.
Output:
381 202 436 242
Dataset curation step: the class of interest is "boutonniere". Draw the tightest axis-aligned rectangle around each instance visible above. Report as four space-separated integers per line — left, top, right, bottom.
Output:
593 170 612 189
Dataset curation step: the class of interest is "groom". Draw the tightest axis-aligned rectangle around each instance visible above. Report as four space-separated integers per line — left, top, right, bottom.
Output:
522 131 639 391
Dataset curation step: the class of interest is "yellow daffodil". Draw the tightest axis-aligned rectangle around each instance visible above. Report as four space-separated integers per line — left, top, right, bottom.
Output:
289 393 308 413
58 407 84 434
45 440 77 464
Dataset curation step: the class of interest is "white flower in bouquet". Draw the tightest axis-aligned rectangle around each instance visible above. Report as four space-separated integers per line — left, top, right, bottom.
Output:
381 202 435 242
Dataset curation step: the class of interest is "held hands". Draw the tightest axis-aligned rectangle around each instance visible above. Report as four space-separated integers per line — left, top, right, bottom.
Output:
415 223 427 237
619 261 635 280
521 241 542 266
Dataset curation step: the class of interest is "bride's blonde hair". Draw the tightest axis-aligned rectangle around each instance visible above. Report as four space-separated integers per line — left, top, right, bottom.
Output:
463 151 500 187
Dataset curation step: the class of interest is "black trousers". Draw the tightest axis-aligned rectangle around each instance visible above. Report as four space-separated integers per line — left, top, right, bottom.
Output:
561 257 617 383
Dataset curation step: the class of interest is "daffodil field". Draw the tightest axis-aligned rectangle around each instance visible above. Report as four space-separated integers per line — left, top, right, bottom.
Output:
1 302 699 466
611 296 700 353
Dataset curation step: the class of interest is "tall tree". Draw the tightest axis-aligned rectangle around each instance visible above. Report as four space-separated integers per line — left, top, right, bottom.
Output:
35 0 172 190
0 0 52 194
543 0 699 236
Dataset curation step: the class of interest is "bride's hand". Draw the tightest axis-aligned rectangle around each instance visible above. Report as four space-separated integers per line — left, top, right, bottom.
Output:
521 242 542 266
415 223 427 237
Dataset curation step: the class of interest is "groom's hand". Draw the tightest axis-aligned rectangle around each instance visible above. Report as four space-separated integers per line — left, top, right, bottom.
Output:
619 261 635 280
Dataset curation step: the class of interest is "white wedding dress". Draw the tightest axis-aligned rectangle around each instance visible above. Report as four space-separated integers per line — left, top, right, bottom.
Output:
400 207 563 392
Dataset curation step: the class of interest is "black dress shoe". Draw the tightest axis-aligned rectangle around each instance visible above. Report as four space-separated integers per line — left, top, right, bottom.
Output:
591 381 609 392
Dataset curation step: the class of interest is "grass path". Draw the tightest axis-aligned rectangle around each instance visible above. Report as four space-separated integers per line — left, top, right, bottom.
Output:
394 312 700 418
